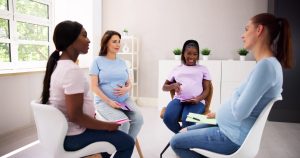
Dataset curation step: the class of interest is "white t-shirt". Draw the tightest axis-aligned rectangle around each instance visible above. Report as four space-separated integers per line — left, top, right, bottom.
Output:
49 60 95 136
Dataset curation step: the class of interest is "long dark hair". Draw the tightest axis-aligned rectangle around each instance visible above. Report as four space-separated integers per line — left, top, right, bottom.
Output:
181 40 200 64
99 30 121 56
251 13 293 68
41 21 83 104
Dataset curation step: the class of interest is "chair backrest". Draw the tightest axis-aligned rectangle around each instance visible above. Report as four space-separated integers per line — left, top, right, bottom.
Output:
191 96 282 158
230 96 282 158
160 81 213 118
31 100 68 157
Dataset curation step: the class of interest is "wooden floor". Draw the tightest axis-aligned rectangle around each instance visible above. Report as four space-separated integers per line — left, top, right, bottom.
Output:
1 106 300 158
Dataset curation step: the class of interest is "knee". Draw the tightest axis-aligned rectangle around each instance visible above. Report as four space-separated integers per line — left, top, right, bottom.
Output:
163 113 178 125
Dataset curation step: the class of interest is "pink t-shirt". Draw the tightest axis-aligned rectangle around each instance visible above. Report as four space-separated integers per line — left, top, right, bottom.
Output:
49 60 95 136
167 64 211 103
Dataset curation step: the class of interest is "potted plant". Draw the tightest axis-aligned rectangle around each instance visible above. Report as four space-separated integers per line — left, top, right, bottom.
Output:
173 48 182 60
201 48 211 60
238 48 249 61
122 28 128 36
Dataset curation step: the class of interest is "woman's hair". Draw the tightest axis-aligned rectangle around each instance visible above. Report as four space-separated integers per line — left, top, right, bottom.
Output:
41 20 83 104
251 13 293 68
181 39 200 64
99 30 121 56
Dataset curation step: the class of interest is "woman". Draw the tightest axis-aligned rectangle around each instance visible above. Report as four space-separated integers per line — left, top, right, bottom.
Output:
41 21 134 158
90 30 143 141
170 13 293 158
162 40 211 133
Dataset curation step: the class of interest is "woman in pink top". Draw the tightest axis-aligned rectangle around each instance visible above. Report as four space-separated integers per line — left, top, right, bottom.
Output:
41 21 134 158
162 40 211 133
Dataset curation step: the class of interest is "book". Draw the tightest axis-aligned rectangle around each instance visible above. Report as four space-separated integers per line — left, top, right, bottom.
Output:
186 112 217 125
115 118 131 124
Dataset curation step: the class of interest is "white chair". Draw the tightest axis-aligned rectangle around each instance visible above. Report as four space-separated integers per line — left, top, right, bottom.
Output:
95 111 144 158
31 100 116 158
191 96 282 158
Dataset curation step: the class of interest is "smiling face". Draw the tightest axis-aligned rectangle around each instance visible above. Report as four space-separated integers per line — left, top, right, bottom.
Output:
183 47 198 66
71 27 90 54
241 20 259 51
107 35 121 54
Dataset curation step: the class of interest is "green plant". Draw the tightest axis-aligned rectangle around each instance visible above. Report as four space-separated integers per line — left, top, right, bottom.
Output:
238 48 249 56
172 48 182 55
123 29 128 33
201 48 211 55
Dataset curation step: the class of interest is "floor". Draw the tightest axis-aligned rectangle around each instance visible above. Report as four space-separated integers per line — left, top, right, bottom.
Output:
1 106 300 158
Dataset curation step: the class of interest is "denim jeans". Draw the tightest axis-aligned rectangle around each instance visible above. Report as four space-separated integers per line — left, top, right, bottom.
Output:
64 129 134 158
170 124 240 158
163 99 205 133
96 97 144 140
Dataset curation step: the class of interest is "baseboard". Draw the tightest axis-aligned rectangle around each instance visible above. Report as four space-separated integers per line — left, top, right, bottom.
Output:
136 97 158 107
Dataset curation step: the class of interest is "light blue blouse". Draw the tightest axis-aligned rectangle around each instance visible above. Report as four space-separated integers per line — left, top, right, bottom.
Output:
89 56 129 103
217 57 283 145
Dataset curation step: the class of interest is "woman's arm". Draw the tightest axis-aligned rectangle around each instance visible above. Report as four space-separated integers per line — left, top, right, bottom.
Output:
194 79 210 102
162 80 181 92
65 93 119 131
113 79 132 96
90 75 120 108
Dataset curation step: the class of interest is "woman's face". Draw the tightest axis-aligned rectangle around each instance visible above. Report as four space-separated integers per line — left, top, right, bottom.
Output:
107 35 121 54
71 28 90 54
184 47 198 66
241 21 258 50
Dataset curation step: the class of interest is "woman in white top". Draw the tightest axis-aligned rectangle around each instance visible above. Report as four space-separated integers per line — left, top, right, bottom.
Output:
41 21 134 158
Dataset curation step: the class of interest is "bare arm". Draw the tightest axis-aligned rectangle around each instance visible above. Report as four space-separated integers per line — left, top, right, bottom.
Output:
65 93 119 131
162 80 181 93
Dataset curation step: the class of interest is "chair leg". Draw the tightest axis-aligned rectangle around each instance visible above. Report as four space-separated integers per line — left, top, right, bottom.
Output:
160 142 170 158
135 138 144 158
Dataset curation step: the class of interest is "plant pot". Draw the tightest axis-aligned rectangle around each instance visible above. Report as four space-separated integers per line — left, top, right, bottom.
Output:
240 55 246 61
203 55 209 60
174 55 181 60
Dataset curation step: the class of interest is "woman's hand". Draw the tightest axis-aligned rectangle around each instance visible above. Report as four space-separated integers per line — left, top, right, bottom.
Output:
171 82 182 93
107 100 121 109
206 112 216 119
113 84 130 96
103 122 120 131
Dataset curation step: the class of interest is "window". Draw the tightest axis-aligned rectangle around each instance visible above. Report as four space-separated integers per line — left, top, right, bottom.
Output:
0 0 52 70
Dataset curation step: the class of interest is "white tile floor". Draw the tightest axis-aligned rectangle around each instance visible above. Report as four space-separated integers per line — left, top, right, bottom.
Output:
1 106 300 158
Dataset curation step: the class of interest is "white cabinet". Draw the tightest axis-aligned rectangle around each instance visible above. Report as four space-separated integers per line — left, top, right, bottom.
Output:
158 60 221 112
117 36 139 99
158 60 256 112
220 60 256 104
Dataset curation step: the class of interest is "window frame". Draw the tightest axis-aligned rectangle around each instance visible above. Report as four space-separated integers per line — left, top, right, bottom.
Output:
0 0 53 71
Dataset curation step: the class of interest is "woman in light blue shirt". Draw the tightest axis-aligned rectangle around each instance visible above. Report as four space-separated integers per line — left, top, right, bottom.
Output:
90 31 143 141
170 13 294 158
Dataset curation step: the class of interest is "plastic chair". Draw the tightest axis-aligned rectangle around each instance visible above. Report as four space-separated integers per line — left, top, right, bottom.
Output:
159 81 213 158
191 96 282 158
31 100 116 158
95 110 144 158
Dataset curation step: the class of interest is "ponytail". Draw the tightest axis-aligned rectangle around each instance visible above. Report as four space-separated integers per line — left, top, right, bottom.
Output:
275 18 293 69
41 50 60 104
251 13 293 69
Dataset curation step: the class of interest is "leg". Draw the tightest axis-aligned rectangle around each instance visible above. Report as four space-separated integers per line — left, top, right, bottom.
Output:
163 99 183 133
96 101 130 134
123 98 144 140
181 102 205 128
64 129 134 158
170 126 240 158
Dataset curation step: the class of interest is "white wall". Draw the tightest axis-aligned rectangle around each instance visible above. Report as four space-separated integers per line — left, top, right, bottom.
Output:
102 0 268 98
0 0 102 136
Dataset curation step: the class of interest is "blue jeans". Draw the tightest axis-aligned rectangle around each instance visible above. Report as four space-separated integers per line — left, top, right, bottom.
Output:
96 97 144 140
64 129 134 158
163 99 205 133
170 124 240 158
